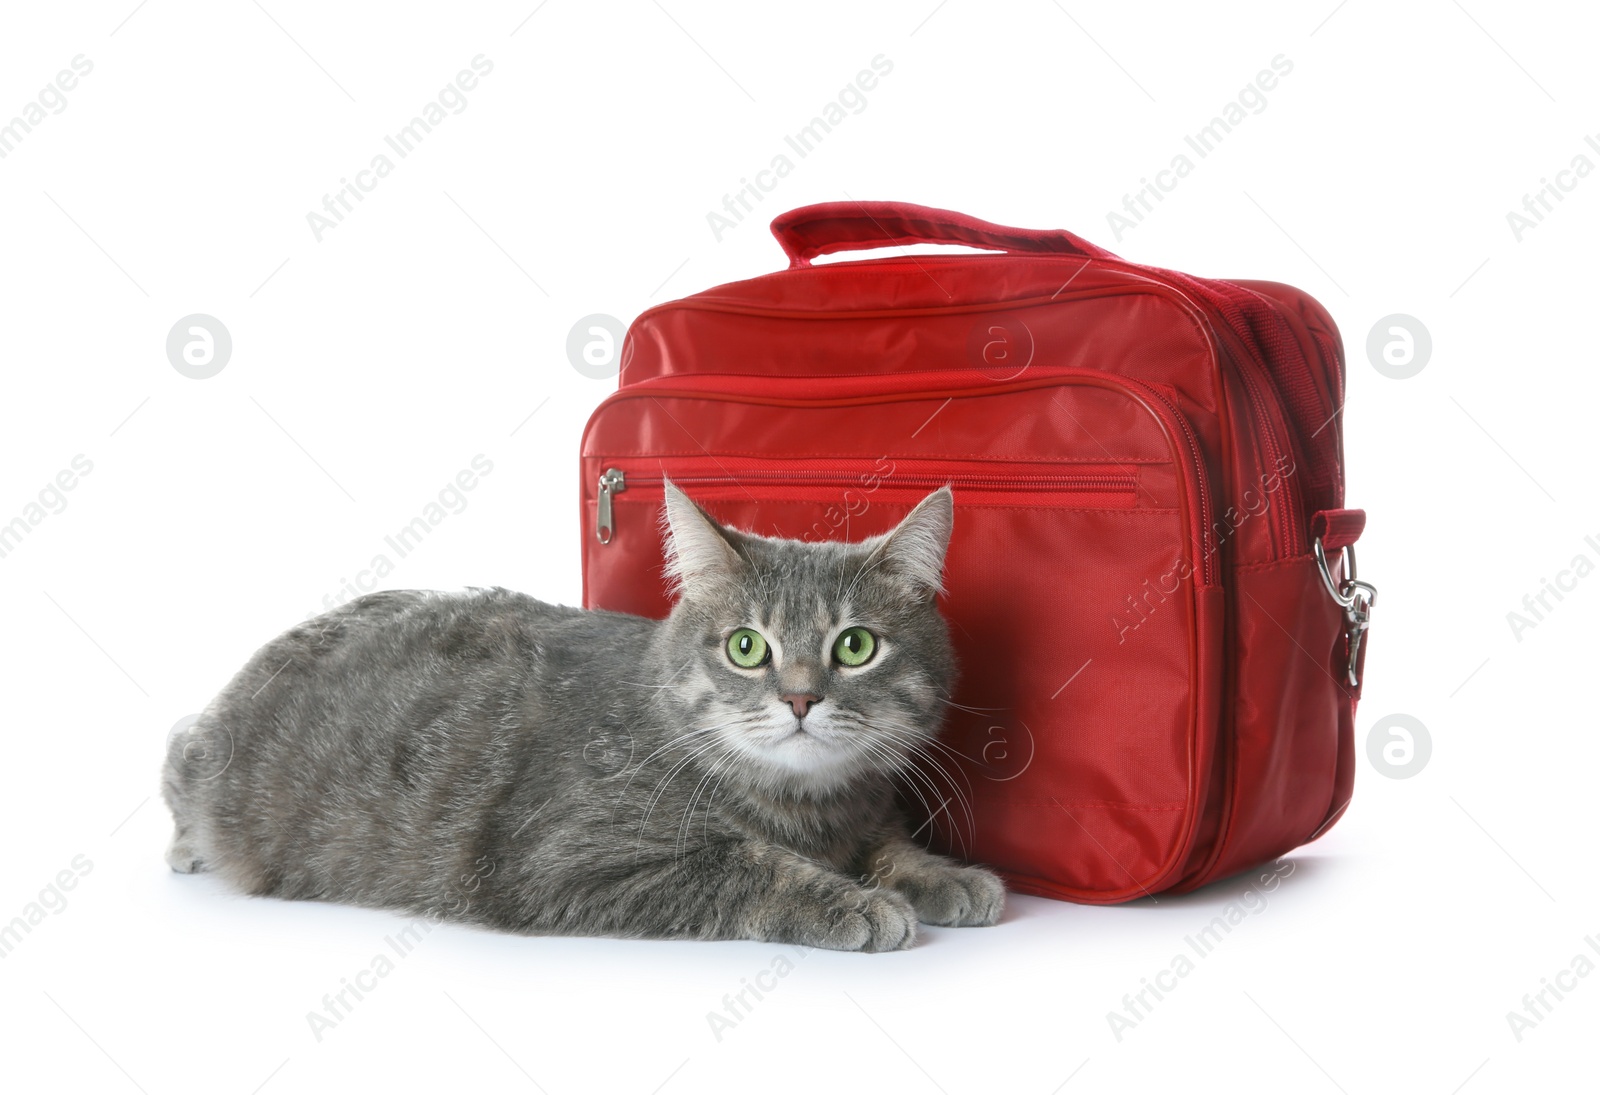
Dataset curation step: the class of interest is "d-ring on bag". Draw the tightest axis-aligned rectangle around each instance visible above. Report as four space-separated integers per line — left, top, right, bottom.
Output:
578 202 1373 902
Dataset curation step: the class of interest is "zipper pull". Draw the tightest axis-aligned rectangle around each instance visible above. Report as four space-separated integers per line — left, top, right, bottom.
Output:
596 467 626 544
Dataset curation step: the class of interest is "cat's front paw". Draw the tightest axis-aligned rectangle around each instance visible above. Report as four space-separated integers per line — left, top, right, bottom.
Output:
896 865 1005 927
779 887 918 953
838 888 920 952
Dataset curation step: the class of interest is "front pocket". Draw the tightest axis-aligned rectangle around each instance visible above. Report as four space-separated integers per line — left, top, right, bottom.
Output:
580 370 1223 902
591 458 1139 546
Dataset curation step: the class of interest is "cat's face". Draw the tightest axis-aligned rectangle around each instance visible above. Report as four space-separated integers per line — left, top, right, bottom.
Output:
655 484 955 796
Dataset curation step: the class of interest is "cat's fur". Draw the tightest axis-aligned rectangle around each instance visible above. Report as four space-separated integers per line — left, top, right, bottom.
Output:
161 483 1002 951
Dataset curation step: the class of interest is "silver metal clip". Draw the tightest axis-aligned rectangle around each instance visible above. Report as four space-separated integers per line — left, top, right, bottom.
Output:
1313 537 1377 688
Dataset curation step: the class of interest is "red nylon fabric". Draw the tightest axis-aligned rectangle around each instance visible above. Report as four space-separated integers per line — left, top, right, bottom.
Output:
1311 508 1367 551
771 200 1114 266
579 203 1366 902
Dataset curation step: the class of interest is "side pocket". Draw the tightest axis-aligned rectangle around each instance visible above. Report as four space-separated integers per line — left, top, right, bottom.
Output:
1202 554 1350 884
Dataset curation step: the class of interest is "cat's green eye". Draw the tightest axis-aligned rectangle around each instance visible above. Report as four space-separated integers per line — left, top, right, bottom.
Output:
832 627 877 667
726 628 770 669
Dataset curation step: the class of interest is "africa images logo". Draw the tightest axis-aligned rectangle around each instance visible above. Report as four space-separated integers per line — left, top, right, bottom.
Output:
305 56 495 242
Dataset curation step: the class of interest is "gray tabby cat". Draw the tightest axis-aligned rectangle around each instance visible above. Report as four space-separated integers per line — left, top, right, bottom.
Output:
162 483 1002 951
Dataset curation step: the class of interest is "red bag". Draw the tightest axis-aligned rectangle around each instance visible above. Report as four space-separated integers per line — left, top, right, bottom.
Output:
579 201 1372 903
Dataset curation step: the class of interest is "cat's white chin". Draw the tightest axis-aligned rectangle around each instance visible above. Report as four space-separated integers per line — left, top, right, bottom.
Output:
736 716 887 792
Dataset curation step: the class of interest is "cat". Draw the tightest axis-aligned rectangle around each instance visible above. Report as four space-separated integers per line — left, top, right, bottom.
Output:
161 482 1003 951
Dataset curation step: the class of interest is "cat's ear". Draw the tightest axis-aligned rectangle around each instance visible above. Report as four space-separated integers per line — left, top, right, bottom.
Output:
869 486 954 597
661 480 743 594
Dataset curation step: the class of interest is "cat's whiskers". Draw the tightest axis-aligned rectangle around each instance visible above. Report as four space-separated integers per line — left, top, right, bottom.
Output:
850 728 938 818
890 730 979 841
637 734 739 854
676 744 741 858
819 709 944 819
701 751 739 844
874 737 972 856
868 718 979 851
609 719 744 829
618 717 740 784
829 717 972 855
937 694 1006 716
873 716 982 798
630 704 761 826
910 748 976 855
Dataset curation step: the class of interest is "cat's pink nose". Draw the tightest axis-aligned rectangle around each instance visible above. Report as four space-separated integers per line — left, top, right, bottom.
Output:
782 693 820 719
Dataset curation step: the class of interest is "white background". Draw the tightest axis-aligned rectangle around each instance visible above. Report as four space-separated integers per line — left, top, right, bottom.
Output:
2 1 1596 1092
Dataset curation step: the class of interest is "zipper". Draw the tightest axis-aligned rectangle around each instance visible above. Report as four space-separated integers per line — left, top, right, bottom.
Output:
1113 270 1305 558
588 371 1209 585
593 466 1139 543
583 369 1215 586
596 467 626 544
1205 320 1303 557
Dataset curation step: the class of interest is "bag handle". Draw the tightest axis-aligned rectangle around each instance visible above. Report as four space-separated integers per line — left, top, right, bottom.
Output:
770 201 1115 268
